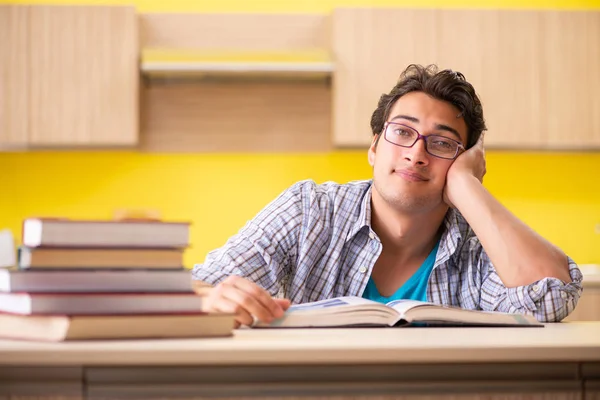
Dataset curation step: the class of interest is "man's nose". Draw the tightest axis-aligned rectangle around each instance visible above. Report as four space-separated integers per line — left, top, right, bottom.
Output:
404 137 429 165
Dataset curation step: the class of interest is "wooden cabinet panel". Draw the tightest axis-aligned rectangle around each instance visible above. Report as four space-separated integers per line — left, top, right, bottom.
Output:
437 10 546 148
86 365 581 399
584 363 600 399
541 12 600 149
332 9 437 147
565 287 600 321
0 366 82 399
332 9 600 149
141 80 331 152
0 6 29 149
86 389 582 400
141 13 329 52
587 387 600 400
28 6 138 147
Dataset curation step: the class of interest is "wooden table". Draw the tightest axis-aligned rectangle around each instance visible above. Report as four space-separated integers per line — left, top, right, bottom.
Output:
1 322 600 399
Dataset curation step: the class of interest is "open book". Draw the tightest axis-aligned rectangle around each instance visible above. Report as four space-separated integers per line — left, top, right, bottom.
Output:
257 296 542 328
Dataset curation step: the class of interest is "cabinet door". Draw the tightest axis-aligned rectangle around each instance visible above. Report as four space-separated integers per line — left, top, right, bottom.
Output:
541 12 600 149
584 363 600 400
332 9 437 147
0 366 83 399
0 6 29 149
28 6 138 147
332 9 600 150
587 382 600 400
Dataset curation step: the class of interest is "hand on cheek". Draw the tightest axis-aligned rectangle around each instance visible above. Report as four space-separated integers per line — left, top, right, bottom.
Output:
443 134 486 207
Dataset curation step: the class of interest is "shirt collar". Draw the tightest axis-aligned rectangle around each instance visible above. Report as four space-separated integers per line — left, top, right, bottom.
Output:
436 207 465 268
345 180 374 242
346 180 465 267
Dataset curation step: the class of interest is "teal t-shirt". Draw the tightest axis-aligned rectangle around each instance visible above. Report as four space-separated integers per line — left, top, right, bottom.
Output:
362 242 439 303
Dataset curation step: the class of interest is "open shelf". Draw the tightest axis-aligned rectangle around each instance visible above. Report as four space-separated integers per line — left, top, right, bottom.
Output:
141 61 334 81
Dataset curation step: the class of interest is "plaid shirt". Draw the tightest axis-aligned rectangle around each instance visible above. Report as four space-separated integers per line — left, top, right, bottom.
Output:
192 179 583 322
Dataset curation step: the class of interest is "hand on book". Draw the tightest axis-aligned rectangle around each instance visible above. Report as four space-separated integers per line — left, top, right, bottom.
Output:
202 275 291 328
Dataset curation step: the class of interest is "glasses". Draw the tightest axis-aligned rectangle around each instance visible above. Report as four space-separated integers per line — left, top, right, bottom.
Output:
383 122 465 160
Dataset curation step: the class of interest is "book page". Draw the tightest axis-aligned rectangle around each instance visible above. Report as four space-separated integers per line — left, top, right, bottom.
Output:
385 299 542 326
262 296 400 328
385 299 433 314
0 230 16 268
288 296 381 312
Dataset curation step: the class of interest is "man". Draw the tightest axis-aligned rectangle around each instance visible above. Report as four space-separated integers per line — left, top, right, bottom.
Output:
192 64 582 327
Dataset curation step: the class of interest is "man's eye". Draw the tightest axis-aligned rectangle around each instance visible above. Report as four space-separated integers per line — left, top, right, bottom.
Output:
394 129 412 137
432 140 454 149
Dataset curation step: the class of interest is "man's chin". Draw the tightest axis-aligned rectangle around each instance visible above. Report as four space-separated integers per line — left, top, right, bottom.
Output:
384 193 443 214
374 180 445 213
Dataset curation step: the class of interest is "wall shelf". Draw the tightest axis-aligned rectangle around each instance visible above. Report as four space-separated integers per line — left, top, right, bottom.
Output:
141 61 334 81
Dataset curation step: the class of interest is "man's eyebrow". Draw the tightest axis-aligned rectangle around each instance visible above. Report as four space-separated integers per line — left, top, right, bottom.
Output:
390 114 419 123
390 114 463 141
434 124 462 140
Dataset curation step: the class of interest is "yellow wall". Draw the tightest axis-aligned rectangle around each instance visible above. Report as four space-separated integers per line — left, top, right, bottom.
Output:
4 0 600 11
1 0 599 267
1 151 599 266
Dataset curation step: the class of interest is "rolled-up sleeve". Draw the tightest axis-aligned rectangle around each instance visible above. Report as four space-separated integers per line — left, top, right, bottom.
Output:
479 251 583 322
191 183 304 295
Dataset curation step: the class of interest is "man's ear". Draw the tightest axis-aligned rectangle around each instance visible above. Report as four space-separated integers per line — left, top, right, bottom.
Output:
367 134 380 167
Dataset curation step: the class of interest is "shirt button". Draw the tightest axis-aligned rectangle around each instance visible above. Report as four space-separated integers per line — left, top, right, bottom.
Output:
359 266 367 274
532 285 541 293
560 292 568 300
368 232 375 240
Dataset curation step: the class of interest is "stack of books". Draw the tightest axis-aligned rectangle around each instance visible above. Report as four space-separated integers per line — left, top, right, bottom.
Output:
0 218 233 341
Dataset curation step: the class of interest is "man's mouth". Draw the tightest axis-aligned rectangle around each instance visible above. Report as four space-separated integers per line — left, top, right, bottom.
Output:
394 169 429 182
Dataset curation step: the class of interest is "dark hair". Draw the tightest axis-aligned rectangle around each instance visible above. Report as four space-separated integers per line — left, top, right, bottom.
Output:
370 64 486 149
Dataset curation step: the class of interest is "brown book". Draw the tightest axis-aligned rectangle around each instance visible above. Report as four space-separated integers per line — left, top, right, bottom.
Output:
18 247 184 269
22 218 190 248
0 292 204 315
0 312 234 341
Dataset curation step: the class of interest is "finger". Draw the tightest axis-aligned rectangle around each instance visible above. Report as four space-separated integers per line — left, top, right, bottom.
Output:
221 285 277 323
226 276 285 318
211 296 255 327
203 283 260 324
221 285 283 323
275 298 292 311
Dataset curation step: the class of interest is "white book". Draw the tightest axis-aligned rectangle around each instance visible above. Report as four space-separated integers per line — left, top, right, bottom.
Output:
0 292 203 315
22 218 190 248
256 296 542 328
0 269 193 293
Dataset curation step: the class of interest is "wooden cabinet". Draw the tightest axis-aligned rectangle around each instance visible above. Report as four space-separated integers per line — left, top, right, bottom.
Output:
138 12 332 153
0 365 588 400
332 9 600 149
0 5 138 149
1 326 600 399
4 6 600 151
0 6 29 149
